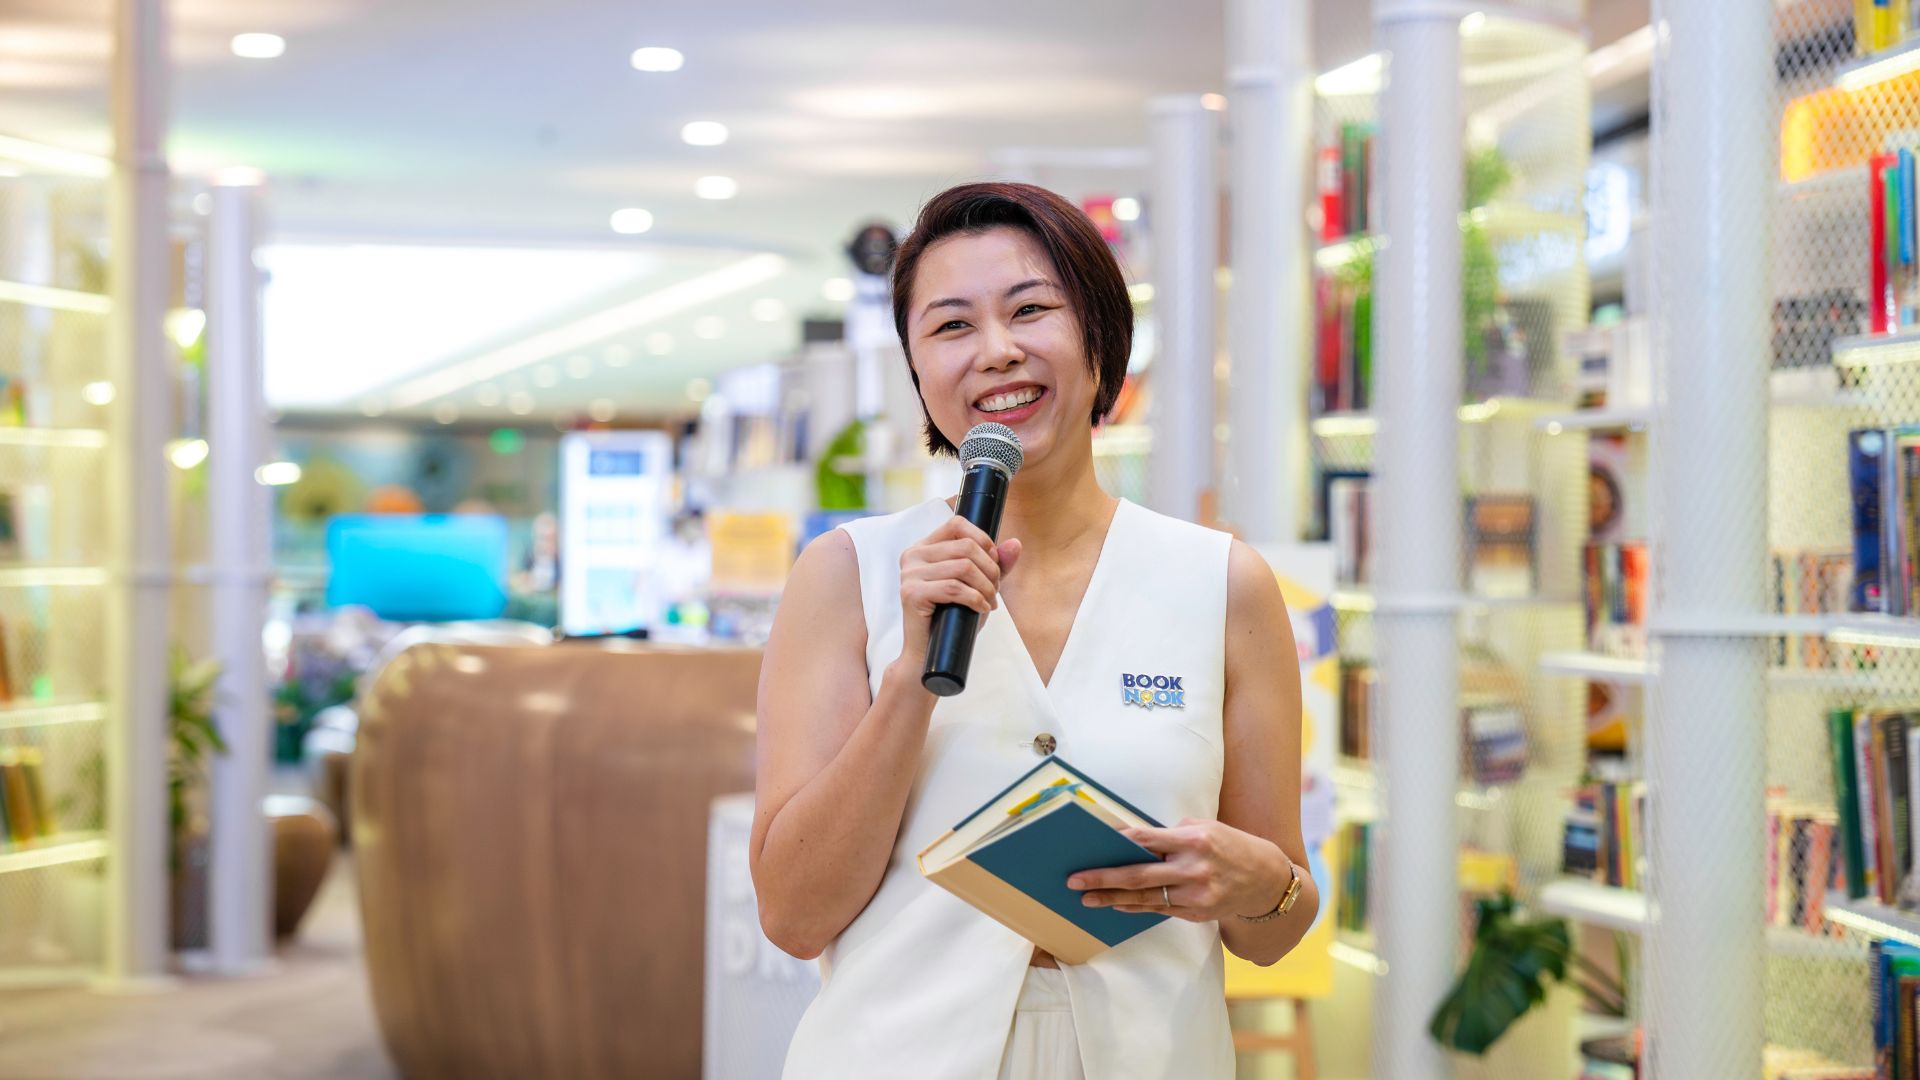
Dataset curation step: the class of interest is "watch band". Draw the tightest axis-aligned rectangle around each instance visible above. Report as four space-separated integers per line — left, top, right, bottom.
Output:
1236 857 1304 924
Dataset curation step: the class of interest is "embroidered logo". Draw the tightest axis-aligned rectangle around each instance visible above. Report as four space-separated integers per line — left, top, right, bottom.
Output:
1121 673 1186 710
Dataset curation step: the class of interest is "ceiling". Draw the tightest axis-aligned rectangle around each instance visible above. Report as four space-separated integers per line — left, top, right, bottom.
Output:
0 0 1651 423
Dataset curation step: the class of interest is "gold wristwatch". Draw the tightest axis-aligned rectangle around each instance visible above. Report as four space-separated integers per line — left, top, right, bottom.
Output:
1236 857 1305 924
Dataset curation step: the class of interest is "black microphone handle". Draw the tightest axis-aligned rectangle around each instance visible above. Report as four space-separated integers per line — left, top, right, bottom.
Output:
922 463 1011 697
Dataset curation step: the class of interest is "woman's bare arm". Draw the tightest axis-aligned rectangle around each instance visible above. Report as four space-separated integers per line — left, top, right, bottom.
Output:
1215 540 1321 966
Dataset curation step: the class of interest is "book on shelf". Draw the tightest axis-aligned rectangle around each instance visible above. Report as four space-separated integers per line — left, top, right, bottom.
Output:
1316 122 1375 242
1876 940 1920 1080
1324 471 1372 587
1851 427 1920 622
1856 0 1918 54
917 755 1166 965
0 747 54 847
1463 703 1526 786
1467 494 1537 599
1340 662 1375 760
1766 798 1845 934
1584 541 1650 660
1771 547 1853 666
1313 275 1372 414
1562 780 1644 890
1826 706 1920 907
1336 819 1371 933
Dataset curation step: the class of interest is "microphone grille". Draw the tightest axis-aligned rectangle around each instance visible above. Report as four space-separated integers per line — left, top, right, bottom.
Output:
958 422 1023 477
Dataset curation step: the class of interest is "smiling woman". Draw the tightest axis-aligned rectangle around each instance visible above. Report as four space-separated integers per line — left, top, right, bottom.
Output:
751 181 1315 1080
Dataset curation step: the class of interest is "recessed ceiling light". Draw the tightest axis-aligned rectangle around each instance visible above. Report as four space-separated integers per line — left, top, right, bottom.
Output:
81 381 114 406
682 121 728 147
821 277 854 302
191 192 212 215
1200 93 1227 111
589 399 618 422
507 392 536 416
646 331 674 355
474 384 503 407
693 316 726 340
610 207 654 235
750 298 787 322
604 343 633 367
566 354 594 379
1461 11 1488 34
686 377 712 402
433 402 460 424
631 46 684 72
695 175 738 200
1112 197 1141 222
231 33 286 60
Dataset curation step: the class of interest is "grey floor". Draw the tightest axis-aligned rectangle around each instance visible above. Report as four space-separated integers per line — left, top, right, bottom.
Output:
0 859 396 1080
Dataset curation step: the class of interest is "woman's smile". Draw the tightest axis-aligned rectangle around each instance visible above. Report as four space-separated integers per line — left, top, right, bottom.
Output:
973 382 1049 426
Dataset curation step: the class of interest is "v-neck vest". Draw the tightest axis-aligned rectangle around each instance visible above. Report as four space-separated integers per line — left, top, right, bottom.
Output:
781 498 1236 1080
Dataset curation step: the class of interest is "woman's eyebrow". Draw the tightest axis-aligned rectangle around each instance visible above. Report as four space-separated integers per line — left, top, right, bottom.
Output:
919 278 1056 322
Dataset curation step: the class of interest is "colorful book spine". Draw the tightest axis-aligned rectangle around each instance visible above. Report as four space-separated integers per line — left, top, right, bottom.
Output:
1838 707 1872 899
1857 429 1890 613
1875 155 1895 335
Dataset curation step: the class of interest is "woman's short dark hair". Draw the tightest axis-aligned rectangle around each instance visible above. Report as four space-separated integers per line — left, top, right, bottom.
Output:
890 181 1133 456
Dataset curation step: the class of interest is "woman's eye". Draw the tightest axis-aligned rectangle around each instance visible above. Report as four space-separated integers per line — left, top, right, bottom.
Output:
1015 303 1045 317
939 320 968 332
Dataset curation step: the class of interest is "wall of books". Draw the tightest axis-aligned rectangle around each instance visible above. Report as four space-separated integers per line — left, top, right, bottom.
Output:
1311 12 1602 1061
0 171 112 984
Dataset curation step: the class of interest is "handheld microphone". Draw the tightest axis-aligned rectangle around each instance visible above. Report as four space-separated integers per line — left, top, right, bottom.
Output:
922 423 1024 697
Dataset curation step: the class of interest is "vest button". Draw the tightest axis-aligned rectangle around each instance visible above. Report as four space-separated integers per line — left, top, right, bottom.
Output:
1033 733 1056 756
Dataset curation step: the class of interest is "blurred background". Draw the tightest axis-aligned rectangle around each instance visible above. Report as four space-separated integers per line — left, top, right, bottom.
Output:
3 0 1911 1077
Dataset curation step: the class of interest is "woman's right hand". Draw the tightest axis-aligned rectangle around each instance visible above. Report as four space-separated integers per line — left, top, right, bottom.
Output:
896 516 1022 671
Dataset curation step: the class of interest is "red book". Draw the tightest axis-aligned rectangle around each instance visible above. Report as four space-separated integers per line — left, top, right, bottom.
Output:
1318 146 1344 243
1874 154 1896 334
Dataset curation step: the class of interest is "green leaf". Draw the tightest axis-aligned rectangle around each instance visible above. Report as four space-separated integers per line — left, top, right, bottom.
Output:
1428 894 1578 1056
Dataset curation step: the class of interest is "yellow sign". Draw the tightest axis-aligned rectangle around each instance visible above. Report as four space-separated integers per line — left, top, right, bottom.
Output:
1225 546 1339 1000
708 512 794 595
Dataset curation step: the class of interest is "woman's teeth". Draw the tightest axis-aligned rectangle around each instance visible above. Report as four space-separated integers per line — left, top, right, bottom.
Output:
979 387 1042 413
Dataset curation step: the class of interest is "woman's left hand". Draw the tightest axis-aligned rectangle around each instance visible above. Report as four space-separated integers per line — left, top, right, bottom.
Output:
1068 818 1292 922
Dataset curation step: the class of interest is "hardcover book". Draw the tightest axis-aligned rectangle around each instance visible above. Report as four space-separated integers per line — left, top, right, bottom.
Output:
918 756 1165 965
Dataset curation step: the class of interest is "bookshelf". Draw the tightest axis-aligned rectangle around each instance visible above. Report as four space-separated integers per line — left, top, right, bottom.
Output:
0 167 114 985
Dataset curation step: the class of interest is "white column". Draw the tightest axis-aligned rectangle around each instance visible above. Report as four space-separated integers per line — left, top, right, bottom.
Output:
1224 0 1314 544
1645 0 1772 1075
104 0 173 986
206 176 273 975
1371 3 1464 1076
1146 97 1218 522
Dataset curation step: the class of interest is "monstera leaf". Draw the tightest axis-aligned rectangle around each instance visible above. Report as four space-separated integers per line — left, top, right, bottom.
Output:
1429 893 1620 1056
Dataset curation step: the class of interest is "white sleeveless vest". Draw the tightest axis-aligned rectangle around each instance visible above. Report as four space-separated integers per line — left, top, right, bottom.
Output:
781 497 1236 1080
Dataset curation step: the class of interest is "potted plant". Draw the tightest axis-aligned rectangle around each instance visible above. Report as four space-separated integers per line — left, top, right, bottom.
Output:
1429 893 1628 1058
168 648 226 950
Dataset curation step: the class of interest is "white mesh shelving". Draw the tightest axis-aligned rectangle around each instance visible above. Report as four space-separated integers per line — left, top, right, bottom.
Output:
0 173 112 986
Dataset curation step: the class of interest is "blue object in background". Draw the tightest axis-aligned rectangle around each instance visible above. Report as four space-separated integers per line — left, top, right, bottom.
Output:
325 514 509 622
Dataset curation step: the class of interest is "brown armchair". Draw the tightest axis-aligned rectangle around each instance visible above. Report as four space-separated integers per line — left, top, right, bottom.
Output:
352 641 762 1079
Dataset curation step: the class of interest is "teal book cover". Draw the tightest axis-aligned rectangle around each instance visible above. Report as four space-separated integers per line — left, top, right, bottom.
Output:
966 797 1167 948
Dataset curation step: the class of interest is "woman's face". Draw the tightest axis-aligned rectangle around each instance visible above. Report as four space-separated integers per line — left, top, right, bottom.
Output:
906 226 1098 469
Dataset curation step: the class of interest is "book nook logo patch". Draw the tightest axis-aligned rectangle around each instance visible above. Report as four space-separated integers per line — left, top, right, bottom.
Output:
1121 673 1186 710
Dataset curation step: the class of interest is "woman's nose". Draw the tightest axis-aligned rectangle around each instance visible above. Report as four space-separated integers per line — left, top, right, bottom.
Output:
977 324 1024 369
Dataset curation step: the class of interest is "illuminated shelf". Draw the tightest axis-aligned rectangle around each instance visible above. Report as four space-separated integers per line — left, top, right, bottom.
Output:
0 700 105 731
1534 407 1652 433
1331 587 1578 614
0 280 109 315
1331 930 1387 977
0 566 109 588
1834 35 1920 92
1333 757 1504 822
1314 204 1581 270
1538 879 1648 933
0 427 107 449
1831 327 1920 362
0 833 108 877
1539 651 1650 684
1825 894 1920 948
1311 396 1570 438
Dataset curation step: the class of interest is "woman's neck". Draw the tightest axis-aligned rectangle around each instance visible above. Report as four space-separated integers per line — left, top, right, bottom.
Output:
996 436 1116 557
